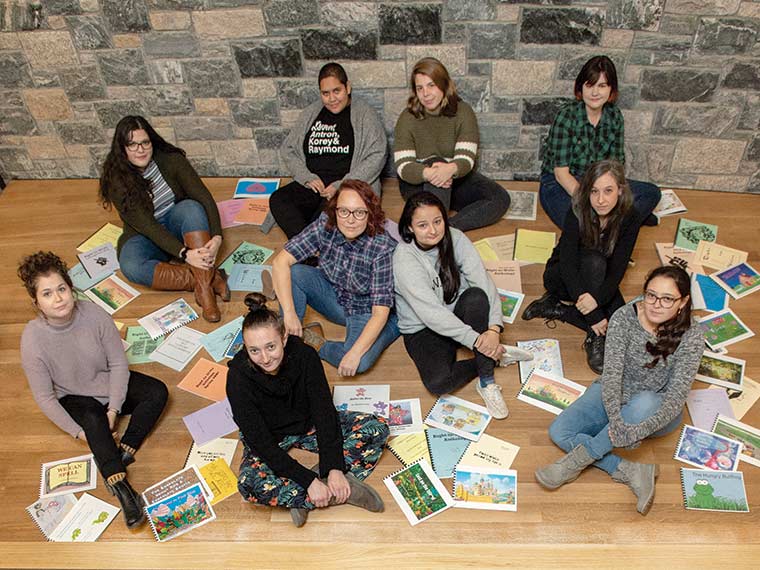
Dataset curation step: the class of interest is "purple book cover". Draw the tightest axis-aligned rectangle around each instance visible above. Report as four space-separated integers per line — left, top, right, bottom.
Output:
686 388 735 431
182 398 238 446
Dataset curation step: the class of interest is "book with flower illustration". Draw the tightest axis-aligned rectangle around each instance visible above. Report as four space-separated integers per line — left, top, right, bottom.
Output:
680 468 749 513
138 298 199 340
333 385 390 418
83 274 140 315
146 482 216 542
383 459 453 526
39 454 97 499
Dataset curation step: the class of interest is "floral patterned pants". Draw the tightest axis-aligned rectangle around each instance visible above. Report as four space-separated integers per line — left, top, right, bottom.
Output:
237 411 389 510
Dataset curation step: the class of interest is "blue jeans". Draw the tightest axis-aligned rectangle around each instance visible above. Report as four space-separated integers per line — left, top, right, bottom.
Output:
548 381 682 474
119 200 210 286
539 172 661 230
290 264 400 373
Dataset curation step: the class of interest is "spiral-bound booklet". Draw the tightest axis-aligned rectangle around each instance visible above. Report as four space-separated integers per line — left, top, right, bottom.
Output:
424 395 491 442
459 433 520 470
383 459 453 526
149 327 205 372
425 427 470 479
386 428 430 467
680 468 749 512
452 465 517 511
673 424 743 471
138 298 199 340
26 494 78 540
146 482 216 542
711 414 760 468
46 493 119 542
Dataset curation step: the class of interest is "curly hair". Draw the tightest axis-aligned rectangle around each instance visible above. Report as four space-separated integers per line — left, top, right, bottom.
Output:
324 179 386 237
17 251 72 299
98 115 184 213
406 57 460 119
574 55 619 104
643 265 693 369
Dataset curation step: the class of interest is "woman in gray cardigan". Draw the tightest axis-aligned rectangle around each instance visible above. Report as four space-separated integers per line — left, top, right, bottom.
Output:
271 62 388 239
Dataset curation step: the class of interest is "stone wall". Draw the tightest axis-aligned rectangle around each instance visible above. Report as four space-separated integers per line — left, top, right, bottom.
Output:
0 0 758 192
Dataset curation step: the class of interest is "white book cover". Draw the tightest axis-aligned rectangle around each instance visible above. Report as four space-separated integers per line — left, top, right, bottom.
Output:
333 385 390 418
149 327 205 371
184 437 239 469
138 298 199 340
77 242 119 280
47 493 119 542
653 188 687 219
388 398 423 436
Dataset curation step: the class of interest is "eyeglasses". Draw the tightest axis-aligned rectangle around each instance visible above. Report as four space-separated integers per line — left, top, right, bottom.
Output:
336 207 368 221
643 291 681 309
126 140 152 152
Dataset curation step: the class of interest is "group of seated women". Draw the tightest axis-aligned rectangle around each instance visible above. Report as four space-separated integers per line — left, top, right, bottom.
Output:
19 55 704 530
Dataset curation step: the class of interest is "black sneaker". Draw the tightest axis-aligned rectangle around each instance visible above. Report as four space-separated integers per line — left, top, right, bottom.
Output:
584 333 606 375
522 293 568 324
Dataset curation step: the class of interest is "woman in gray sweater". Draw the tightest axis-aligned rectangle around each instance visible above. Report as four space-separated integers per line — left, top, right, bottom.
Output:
393 192 531 419
271 62 387 240
535 265 704 515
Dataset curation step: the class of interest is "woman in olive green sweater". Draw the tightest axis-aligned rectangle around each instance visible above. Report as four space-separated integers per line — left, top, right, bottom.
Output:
99 116 227 322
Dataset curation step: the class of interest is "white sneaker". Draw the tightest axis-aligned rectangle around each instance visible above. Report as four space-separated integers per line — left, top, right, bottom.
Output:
476 382 509 419
499 345 534 367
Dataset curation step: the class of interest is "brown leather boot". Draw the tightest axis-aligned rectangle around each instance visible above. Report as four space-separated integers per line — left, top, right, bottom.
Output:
212 269 231 302
151 262 194 291
183 230 221 322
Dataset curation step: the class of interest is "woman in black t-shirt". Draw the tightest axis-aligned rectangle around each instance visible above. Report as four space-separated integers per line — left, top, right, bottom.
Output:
271 62 387 239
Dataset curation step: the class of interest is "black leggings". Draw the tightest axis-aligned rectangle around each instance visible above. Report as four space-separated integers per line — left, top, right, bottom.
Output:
403 287 495 396
269 181 327 239
59 370 168 479
543 249 624 333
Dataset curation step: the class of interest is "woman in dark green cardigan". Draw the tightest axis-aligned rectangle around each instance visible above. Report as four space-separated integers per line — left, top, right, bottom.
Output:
99 116 227 322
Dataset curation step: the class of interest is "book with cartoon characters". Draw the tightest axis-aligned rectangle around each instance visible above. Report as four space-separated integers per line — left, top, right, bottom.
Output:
424 395 491 442
680 468 749 513
332 385 390 418
673 424 743 471
387 398 423 436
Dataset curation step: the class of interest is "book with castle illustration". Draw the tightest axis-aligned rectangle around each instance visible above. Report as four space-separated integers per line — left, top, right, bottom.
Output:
39 454 97 499
384 459 453 526
424 395 491 442
332 385 390 418
517 371 586 415
452 465 517 512
680 468 749 513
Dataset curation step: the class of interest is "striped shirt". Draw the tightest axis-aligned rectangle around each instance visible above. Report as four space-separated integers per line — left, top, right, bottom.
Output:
393 101 479 186
142 160 175 219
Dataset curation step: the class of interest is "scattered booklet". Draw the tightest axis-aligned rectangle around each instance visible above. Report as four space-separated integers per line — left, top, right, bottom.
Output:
125 325 163 365
673 424 742 471
138 298 199 340
686 388 735 431
227 263 272 292
694 240 748 272
654 242 703 275
84 274 140 315
388 398 423 436
183 398 239 446
452 465 517 512
232 177 280 199
517 338 563 384
232 197 275 233
40 454 96 499
46 493 119 542
386 428 431 467
149 327 205 371
696 351 745 392
201 316 244 362
384 459 453 526
699 309 754 351
178 358 228 401
504 190 537 221
497 289 524 324
424 395 491 442
224 328 245 359
333 385 390 418
474 238 499 262
513 228 555 264
459 433 520 470
483 260 522 292
199 457 238 505
517 371 586 415
146 482 216 542
711 414 760 468
690 273 728 312
484 234 518 263
77 242 119 280
216 199 246 229
652 189 687 219
709 376 760 420
184 437 239 470
710 262 760 300
26 494 78 541
674 218 718 252
680 468 749 513
425 427 471 479
76 222 122 253
68 263 106 292
143 465 212 506
218 241 274 275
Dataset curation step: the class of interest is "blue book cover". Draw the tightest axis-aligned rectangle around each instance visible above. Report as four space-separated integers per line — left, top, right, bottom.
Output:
224 329 244 359
233 178 280 199
227 264 271 292
695 273 728 312
201 316 244 362
680 468 749 512
425 427 470 479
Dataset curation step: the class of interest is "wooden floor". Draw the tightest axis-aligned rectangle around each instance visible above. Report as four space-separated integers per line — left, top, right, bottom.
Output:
1 178 759 569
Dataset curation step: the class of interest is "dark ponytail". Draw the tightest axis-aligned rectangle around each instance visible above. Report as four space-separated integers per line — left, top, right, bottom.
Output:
242 293 283 335
399 191 461 304
643 265 692 369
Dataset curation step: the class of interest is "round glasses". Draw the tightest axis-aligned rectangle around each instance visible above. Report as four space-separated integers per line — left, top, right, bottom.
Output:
126 140 152 152
336 207 368 221
643 291 681 309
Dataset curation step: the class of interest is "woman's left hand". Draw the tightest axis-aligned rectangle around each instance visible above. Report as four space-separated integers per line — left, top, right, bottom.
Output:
576 292 598 315
590 318 608 337
320 183 337 199
474 329 501 359
106 409 118 431
427 162 457 187
338 350 361 377
326 470 350 505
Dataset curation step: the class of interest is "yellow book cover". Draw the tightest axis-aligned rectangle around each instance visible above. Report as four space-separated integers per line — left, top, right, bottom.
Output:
694 240 748 271
76 222 123 253
199 458 238 505
484 234 515 262
386 427 431 467
473 239 499 262
459 433 520 469
513 229 555 264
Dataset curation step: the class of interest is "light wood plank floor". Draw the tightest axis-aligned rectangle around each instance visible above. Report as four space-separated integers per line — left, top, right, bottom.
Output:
1 178 759 568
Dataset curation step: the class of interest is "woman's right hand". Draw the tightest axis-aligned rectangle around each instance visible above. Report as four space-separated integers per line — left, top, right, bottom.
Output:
305 178 325 194
185 247 214 270
423 163 455 188
283 312 303 337
307 477 332 508
76 430 87 443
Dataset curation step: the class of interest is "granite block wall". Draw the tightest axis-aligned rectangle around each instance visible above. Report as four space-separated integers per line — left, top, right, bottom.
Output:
0 0 758 192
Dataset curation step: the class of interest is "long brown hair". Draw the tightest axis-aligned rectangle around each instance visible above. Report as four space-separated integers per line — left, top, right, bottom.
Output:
643 266 693 369
572 159 632 256
406 57 460 119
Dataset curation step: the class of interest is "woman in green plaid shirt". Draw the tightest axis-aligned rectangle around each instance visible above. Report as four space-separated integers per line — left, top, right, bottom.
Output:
540 56 660 229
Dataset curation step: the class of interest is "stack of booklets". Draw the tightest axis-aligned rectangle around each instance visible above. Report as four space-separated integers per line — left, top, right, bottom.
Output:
652 189 687 220
227 178 280 234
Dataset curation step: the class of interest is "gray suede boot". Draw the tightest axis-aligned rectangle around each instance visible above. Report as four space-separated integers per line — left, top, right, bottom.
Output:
535 444 596 490
611 459 660 515
290 508 308 527
345 472 384 512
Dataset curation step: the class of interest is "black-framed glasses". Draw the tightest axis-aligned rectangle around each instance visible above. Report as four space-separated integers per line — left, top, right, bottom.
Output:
643 291 681 308
126 140 152 152
336 207 368 221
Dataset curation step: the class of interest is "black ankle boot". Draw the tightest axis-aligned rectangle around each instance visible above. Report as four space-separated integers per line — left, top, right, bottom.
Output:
120 449 135 467
584 333 606 375
522 293 568 323
112 479 146 529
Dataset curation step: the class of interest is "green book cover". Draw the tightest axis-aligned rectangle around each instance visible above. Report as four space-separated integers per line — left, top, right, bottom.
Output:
218 241 275 275
125 326 163 365
674 218 717 252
